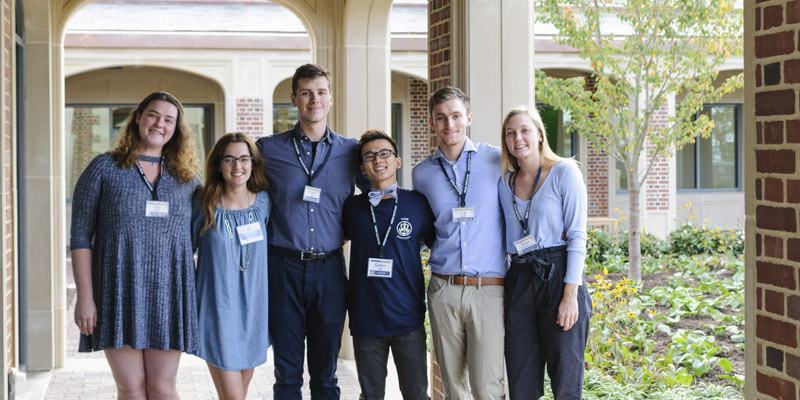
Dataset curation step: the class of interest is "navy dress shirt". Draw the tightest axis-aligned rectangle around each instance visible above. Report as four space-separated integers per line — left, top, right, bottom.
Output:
257 124 361 252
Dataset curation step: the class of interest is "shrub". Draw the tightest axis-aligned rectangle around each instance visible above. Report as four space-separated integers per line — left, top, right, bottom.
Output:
586 227 666 266
586 227 620 263
668 224 744 256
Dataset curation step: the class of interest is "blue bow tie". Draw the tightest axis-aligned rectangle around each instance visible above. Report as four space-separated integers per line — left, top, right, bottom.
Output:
368 185 398 206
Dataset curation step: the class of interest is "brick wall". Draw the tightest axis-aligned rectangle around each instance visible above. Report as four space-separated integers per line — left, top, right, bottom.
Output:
408 78 429 169
580 76 609 218
69 109 102 195
645 105 670 211
2 0 13 375
428 1 450 397
236 98 264 137
753 1 800 398
429 0 451 156
428 0 451 93
585 141 608 217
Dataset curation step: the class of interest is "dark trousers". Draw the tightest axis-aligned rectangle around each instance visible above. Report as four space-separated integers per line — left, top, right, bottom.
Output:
352 327 429 400
504 246 592 400
268 252 348 400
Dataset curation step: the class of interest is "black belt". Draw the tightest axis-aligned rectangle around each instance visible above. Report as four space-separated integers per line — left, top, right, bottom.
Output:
269 245 342 261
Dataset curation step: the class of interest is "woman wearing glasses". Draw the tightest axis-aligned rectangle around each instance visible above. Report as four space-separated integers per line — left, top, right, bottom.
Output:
192 132 271 399
70 91 201 399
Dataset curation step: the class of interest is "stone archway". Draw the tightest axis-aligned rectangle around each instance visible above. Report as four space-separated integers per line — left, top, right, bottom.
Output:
22 0 398 370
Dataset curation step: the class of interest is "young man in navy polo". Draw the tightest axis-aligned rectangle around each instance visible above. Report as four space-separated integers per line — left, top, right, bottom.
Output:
343 129 435 400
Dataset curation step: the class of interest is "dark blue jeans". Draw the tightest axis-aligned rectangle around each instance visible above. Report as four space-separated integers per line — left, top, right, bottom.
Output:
268 252 348 400
353 327 428 400
504 246 592 400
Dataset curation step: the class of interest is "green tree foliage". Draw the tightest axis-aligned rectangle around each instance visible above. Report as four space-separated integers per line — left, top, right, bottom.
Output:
535 0 743 280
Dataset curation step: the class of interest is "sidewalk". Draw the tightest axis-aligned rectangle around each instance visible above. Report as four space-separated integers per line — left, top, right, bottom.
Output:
39 290 365 399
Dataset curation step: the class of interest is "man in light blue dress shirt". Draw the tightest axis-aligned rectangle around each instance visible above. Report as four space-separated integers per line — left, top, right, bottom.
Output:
256 64 362 400
411 86 507 399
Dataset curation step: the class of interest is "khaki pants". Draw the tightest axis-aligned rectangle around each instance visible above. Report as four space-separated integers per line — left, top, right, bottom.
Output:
427 276 506 400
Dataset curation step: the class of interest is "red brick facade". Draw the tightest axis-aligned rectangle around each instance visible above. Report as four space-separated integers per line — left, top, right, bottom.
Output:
585 141 609 218
581 76 610 218
753 0 800 398
428 0 451 93
408 78 429 169
2 0 14 376
236 98 264 137
428 1 450 397
645 105 670 211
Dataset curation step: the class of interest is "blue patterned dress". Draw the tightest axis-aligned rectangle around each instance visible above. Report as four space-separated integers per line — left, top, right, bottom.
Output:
191 190 271 371
70 153 200 353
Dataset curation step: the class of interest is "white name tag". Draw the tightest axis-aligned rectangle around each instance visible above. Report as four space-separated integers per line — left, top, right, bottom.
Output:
514 235 537 255
303 186 322 203
367 258 393 278
452 207 475 223
236 222 264 245
145 201 169 217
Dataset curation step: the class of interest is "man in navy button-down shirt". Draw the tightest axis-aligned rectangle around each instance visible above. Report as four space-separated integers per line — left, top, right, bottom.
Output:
256 64 361 400
412 86 506 399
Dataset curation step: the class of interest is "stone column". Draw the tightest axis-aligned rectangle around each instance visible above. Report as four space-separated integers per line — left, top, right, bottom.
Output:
449 0 534 147
23 0 66 369
311 0 392 139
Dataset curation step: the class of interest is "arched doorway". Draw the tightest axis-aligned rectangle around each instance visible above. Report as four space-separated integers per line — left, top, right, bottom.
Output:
63 66 224 243
20 0 397 376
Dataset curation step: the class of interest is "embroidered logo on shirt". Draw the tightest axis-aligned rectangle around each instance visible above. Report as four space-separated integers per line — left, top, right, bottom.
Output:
396 220 413 238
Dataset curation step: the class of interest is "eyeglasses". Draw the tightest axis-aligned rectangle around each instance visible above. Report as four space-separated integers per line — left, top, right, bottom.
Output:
361 149 396 163
221 155 253 166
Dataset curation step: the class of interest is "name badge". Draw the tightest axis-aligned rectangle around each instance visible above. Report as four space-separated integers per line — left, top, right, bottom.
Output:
514 235 537 255
367 258 393 278
452 207 475 223
303 186 322 203
145 201 169 217
236 222 264 245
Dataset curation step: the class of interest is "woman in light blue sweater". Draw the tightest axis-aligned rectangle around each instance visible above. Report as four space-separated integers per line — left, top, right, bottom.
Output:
498 105 592 400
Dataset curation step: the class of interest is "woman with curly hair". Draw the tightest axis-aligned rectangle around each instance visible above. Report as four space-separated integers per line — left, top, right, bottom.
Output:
192 133 271 400
70 91 202 399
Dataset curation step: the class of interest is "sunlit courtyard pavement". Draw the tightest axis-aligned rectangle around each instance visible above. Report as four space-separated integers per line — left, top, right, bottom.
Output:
40 291 363 399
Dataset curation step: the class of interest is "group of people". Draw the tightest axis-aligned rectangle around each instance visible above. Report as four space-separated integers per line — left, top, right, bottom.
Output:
70 62 592 400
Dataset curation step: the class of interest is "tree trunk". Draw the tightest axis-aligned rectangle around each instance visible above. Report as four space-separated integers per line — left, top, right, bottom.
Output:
628 186 642 281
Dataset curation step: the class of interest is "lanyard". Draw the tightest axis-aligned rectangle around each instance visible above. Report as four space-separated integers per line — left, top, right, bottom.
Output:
511 166 542 236
437 151 471 207
135 159 165 201
292 132 333 186
369 196 399 258
221 194 254 272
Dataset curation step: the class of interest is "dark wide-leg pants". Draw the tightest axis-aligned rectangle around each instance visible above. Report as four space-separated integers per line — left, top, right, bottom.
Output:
504 246 592 400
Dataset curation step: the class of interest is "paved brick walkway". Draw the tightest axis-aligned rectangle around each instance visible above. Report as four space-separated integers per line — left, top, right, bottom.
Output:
43 292 362 399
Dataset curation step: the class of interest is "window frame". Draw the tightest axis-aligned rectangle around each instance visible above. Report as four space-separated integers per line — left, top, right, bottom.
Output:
64 103 214 202
676 103 742 193
533 103 579 158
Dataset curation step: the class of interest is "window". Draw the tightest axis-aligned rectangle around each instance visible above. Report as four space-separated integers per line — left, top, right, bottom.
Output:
616 159 628 191
536 105 577 158
65 104 213 200
391 103 403 186
677 104 740 190
273 103 298 133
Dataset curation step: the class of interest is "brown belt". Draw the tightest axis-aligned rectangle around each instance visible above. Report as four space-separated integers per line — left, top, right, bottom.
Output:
432 273 504 286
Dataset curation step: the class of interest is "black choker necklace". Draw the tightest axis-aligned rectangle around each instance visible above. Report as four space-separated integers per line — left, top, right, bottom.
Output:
138 155 161 167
